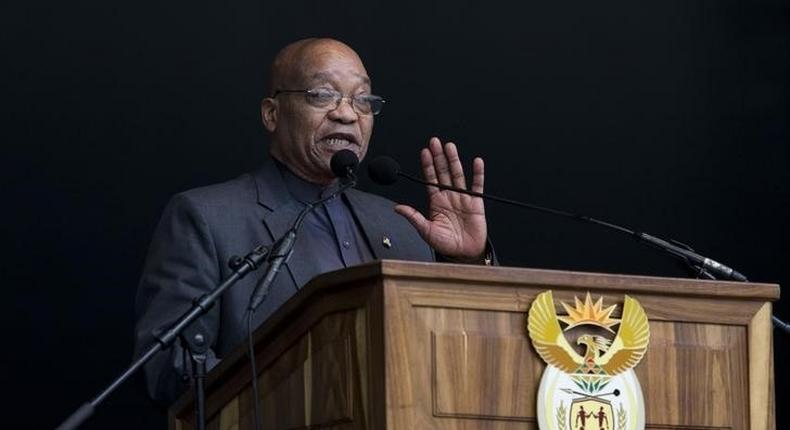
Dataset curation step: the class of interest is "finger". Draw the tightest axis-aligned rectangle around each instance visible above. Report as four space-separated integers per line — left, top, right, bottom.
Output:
393 204 431 239
429 137 453 186
445 142 467 190
420 147 440 196
471 157 484 194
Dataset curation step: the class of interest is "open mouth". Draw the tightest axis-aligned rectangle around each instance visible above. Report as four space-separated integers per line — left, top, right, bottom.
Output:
318 132 358 149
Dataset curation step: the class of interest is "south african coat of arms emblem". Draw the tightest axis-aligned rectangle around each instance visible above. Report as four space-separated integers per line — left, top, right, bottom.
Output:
527 291 650 430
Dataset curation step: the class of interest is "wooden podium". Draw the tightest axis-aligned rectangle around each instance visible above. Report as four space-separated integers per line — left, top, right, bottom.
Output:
170 260 779 430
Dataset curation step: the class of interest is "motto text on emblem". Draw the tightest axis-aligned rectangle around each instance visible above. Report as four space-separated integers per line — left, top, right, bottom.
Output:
527 291 650 430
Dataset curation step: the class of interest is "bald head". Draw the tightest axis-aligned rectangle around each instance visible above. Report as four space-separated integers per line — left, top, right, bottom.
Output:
268 38 367 95
261 38 375 185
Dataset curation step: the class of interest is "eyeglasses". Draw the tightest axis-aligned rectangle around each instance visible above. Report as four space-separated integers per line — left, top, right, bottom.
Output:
273 88 386 115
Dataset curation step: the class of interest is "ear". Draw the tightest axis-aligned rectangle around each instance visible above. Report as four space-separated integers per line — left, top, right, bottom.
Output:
261 97 278 132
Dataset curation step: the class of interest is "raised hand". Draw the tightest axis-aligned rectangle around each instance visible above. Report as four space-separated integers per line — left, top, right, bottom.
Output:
394 137 488 261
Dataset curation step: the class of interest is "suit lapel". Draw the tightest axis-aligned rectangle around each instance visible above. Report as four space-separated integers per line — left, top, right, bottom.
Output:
256 163 430 287
253 160 311 290
345 189 406 261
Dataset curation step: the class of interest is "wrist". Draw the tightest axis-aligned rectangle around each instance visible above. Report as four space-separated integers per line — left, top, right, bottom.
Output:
439 244 494 266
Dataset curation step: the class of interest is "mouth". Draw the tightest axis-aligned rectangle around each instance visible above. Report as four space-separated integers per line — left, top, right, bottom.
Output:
317 132 359 150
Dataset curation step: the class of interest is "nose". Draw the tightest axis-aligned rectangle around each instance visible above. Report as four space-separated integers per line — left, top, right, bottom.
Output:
327 96 358 123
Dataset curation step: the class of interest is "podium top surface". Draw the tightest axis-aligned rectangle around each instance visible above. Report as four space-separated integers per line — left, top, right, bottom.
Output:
309 259 780 301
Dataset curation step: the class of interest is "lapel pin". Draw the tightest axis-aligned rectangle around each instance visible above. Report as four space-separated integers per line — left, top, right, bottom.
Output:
382 236 392 249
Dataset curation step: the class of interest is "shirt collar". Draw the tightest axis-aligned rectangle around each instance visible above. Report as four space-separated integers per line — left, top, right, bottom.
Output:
275 159 340 203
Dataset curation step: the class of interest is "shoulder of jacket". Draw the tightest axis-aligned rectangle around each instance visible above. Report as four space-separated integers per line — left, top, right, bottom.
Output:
171 172 256 207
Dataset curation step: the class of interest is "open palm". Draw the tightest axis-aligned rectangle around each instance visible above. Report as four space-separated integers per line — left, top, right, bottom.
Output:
394 137 487 260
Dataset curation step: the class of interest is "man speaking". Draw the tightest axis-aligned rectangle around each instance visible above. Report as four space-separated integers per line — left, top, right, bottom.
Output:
133 38 491 404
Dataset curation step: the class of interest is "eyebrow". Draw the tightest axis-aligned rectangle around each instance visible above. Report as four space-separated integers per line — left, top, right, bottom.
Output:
310 71 371 87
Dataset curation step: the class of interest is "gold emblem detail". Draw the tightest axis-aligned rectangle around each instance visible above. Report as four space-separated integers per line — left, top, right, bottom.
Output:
558 292 620 333
528 291 649 377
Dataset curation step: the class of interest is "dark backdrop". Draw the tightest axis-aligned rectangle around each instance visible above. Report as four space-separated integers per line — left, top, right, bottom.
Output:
2 0 788 428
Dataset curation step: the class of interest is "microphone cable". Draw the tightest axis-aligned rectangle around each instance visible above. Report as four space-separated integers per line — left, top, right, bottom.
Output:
245 151 358 430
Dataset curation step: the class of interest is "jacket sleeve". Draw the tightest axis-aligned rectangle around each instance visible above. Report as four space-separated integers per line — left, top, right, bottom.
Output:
133 193 222 406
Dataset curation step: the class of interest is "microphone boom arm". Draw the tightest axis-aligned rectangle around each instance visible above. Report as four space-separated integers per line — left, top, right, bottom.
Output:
398 171 745 281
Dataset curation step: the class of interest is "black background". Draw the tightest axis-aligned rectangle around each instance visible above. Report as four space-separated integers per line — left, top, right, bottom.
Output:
2 0 788 428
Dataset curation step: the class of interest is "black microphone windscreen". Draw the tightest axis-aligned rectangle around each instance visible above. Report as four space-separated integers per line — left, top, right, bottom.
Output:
367 156 400 185
330 149 359 179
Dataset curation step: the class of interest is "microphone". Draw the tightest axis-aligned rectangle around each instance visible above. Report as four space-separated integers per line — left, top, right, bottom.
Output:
330 149 360 180
247 150 359 312
635 233 747 282
368 156 400 185
367 156 747 282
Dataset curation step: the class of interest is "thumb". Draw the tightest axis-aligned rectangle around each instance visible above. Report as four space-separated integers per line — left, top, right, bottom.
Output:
394 204 431 239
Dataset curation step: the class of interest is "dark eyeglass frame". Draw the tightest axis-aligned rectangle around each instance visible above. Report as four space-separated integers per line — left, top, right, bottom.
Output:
273 88 386 116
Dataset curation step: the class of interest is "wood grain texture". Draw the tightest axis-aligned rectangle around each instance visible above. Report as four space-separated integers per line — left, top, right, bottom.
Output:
748 302 774 430
636 321 748 428
432 330 543 420
170 260 779 430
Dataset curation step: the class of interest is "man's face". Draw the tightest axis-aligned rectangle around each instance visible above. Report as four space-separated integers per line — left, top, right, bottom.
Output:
266 42 374 185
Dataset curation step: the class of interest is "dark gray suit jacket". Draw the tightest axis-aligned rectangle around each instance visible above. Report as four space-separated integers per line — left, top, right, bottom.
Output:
133 159 434 404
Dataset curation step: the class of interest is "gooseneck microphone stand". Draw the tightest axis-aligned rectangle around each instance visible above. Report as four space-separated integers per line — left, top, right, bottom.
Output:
55 244 271 430
247 173 358 313
56 151 361 430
